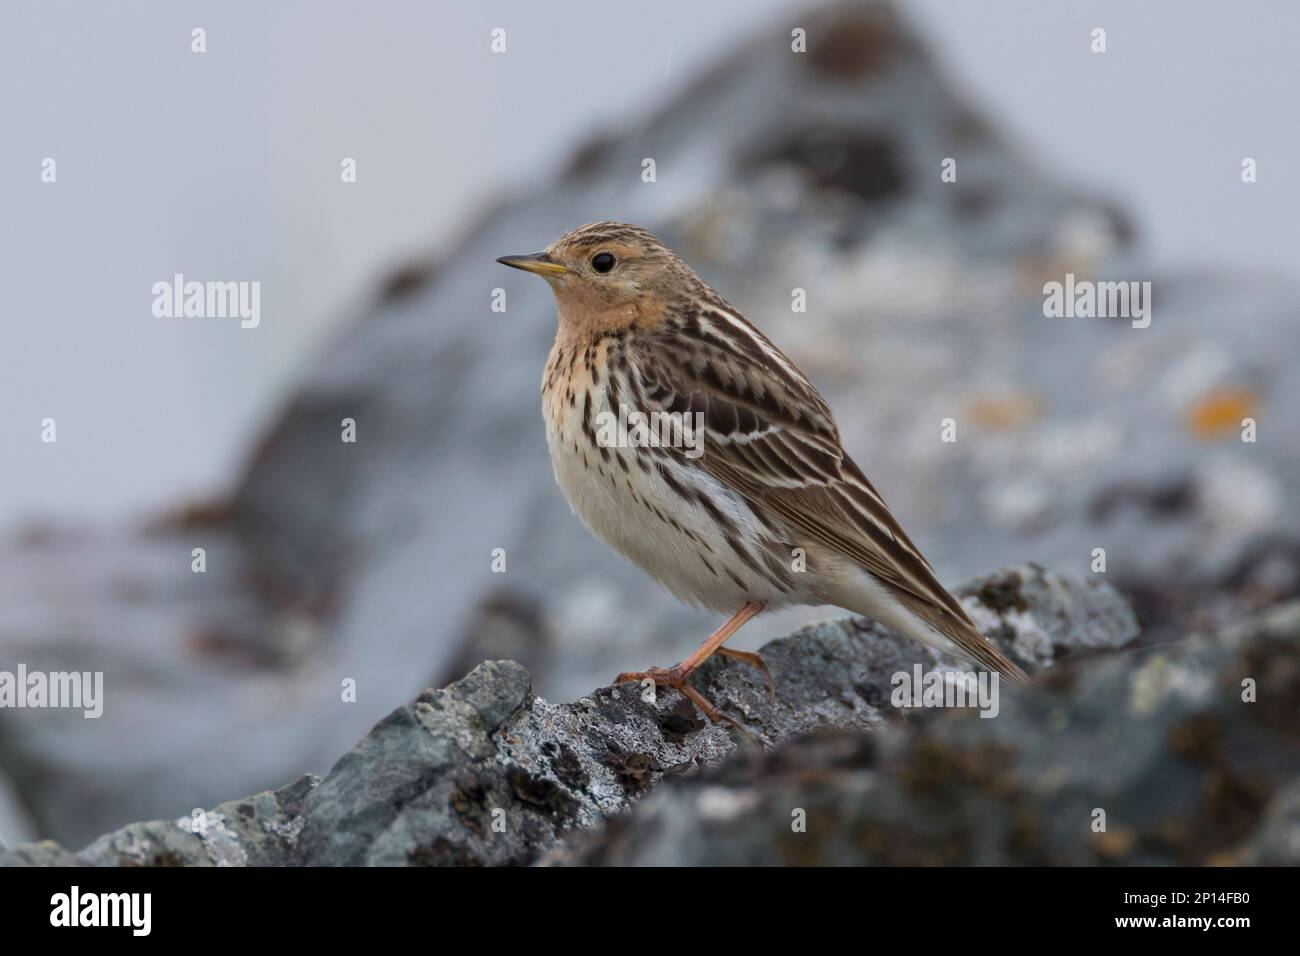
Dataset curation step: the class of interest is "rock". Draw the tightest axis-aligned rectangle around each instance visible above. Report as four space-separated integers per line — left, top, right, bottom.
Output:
5 0 1300 849
958 563 1141 667
3 566 1143 867
554 602 1300 866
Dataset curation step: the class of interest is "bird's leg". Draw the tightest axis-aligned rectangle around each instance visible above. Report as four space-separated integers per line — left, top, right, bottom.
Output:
614 601 768 726
614 600 765 686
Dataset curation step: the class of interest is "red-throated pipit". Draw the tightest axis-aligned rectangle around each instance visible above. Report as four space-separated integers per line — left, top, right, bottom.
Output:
498 222 1028 728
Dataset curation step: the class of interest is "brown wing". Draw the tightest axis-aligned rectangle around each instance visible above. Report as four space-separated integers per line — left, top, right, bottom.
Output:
629 305 1027 683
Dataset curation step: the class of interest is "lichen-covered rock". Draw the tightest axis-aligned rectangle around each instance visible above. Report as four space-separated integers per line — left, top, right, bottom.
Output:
56 774 320 868
2 566 1142 867
6 0 1300 851
959 563 1141 666
552 601 1300 866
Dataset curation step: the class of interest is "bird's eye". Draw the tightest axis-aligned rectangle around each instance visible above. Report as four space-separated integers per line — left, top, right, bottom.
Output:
591 252 616 274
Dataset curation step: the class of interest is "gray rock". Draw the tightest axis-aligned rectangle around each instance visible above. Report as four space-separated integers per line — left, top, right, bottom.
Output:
3 566 1142 867
4 0 1299 850
957 563 1141 667
555 601 1300 866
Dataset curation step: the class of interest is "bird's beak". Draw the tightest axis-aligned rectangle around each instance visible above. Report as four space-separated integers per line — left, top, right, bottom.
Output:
495 252 569 277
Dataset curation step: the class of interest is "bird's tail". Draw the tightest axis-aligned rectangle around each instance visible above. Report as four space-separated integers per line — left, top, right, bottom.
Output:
934 613 1030 686
866 589 1030 686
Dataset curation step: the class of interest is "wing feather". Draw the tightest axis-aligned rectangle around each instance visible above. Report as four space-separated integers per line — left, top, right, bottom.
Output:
629 306 1027 683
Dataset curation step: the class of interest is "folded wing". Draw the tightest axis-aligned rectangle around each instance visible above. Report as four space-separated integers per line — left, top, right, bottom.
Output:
628 304 1028 684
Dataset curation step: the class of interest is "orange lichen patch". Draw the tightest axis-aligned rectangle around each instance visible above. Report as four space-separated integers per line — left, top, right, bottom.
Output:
806 5 903 82
1015 256 1093 297
1184 387 1257 440
966 391 1045 431
1093 826 1137 860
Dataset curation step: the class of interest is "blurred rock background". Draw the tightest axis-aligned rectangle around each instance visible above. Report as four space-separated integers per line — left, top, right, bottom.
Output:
6 567 1296 867
2 1 1298 848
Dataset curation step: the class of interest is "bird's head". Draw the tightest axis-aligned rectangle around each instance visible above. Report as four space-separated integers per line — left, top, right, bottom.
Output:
496 221 693 330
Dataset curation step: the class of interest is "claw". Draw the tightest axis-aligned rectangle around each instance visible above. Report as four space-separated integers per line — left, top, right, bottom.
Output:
610 601 768 744
612 664 756 744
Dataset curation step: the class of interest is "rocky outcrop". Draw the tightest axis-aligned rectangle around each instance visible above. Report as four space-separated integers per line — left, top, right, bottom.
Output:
554 601 1300 866
5 565 1151 866
4 0 1299 851
10 569 1296 868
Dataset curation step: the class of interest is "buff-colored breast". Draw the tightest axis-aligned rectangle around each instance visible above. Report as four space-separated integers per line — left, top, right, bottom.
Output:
540 336 817 614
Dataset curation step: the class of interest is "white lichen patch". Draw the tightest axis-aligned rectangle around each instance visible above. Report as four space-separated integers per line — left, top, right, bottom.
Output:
261 811 306 845
1002 608 1054 661
696 785 761 822
174 811 247 867
1127 655 1213 717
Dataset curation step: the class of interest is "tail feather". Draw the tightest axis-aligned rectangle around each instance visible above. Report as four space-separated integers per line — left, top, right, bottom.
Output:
889 590 1030 686
943 616 1029 686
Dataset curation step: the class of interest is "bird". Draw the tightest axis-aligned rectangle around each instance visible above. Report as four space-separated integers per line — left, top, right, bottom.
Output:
497 221 1028 729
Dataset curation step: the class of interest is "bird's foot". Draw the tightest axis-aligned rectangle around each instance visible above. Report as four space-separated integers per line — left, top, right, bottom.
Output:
613 664 682 688
715 647 777 705
613 665 753 740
